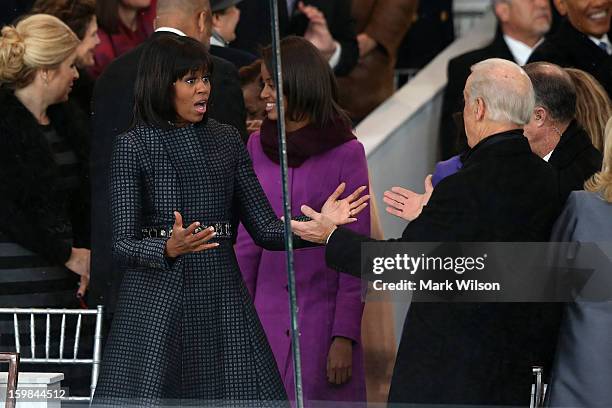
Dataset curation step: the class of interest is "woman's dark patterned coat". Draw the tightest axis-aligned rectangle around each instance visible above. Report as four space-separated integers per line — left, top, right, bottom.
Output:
93 119 297 406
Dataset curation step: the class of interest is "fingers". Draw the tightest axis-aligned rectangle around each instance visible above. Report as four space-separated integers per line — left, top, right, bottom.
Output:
346 185 367 202
384 191 407 206
173 211 183 229
385 206 404 218
349 194 370 210
327 182 346 203
183 221 201 236
350 202 368 217
424 174 433 192
192 242 220 252
300 204 320 220
77 276 88 297
390 186 413 199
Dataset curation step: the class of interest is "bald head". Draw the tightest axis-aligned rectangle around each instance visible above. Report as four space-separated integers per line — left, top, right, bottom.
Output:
468 58 535 125
157 0 209 16
155 0 211 44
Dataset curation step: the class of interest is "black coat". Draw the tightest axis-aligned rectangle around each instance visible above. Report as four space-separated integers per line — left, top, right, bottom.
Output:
0 90 90 265
92 119 296 405
210 44 257 70
89 31 248 315
529 20 612 98
550 120 602 202
439 30 515 159
233 0 358 76
326 130 563 406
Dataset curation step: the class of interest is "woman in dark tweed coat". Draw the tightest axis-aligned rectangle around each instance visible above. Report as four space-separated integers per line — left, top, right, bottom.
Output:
92 35 368 406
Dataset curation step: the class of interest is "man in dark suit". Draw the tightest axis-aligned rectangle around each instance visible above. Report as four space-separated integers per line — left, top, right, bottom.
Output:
528 0 612 97
523 62 603 200
209 0 257 69
89 0 247 321
440 0 553 159
292 58 563 406
232 0 358 76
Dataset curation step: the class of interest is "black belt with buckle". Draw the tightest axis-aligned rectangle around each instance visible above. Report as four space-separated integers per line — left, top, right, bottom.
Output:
141 222 233 239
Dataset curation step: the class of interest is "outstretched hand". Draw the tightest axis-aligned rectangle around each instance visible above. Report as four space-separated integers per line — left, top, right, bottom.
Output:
291 183 369 244
164 211 219 258
321 182 369 226
383 175 433 221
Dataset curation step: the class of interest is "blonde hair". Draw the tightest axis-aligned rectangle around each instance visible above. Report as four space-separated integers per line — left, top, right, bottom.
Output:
565 68 612 152
585 117 612 202
0 14 79 89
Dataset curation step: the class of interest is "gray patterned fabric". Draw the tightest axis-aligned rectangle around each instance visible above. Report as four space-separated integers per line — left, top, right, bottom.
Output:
92 119 293 407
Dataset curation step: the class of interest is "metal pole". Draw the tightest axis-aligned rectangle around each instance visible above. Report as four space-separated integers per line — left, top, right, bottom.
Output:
268 1 304 406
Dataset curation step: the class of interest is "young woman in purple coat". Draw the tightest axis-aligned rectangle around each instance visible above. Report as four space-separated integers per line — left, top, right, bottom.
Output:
234 36 370 406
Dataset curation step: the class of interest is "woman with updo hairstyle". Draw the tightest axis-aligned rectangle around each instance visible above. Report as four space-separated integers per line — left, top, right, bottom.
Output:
0 12 93 398
0 13 91 310
30 0 101 112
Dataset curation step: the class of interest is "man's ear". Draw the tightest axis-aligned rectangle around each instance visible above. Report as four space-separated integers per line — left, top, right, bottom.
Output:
494 1 511 23
553 0 567 16
475 97 486 121
534 107 547 126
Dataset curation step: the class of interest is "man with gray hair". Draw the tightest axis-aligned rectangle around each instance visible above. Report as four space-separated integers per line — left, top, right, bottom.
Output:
440 0 552 159
523 62 602 201
291 58 563 406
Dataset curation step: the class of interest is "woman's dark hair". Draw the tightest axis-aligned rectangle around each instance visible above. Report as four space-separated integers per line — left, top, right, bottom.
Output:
132 35 212 129
262 36 349 128
239 59 262 87
30 0 96 39
96 0 120 34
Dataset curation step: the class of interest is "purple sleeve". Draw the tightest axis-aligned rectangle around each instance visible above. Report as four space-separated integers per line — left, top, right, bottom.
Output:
331 141 370 343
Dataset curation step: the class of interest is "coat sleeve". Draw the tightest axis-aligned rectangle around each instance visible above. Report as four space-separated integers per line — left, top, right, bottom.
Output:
550 192 578 242
232 129 314 251
364 0 419 57
331 142 369 343
329 0 359 76
110 134 172 270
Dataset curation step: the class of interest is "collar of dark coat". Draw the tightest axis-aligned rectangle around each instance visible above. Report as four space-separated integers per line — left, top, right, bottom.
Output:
555 20 610 58
549 120 601 168
0 89 90 170
462 129 528 168
487 26 516 62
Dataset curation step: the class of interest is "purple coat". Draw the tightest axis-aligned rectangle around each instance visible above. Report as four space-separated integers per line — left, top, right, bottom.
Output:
235 132 370 405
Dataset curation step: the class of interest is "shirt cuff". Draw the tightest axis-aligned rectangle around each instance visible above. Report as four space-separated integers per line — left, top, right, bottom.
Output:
328 41 342 69
326 227 337 244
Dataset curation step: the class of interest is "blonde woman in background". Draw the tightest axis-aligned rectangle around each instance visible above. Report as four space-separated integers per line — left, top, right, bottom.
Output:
548 117 612 407
566 67 612 152
0 13 93 395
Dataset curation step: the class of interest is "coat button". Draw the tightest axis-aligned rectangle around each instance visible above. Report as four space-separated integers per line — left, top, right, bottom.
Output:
285 329 289 337
284 284 288 291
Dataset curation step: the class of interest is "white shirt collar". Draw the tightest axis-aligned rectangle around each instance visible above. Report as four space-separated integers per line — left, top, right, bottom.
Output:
588 33 612 54
503 35 542 66
210 31 227 47
543 150 553 162
155 27 187 36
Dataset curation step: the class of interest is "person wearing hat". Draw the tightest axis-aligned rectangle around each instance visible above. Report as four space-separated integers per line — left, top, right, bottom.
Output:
210 0 257 69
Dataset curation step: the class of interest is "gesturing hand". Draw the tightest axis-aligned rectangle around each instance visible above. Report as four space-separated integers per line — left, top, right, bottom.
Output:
327 337 353 385
321 182 369 226
164 211 219 258
65 247 90 297
383 175 433 221
298 1 337 60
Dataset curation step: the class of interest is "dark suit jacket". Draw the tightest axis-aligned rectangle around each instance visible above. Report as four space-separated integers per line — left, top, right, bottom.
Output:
439 29 515 159
233 0 358 76
210 44 257 70
529 20 612 98
89 31 247 315
326 130 563 406
550 120 602 202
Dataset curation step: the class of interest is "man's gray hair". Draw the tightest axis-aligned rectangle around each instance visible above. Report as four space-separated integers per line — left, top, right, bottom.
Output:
468 58 535 126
